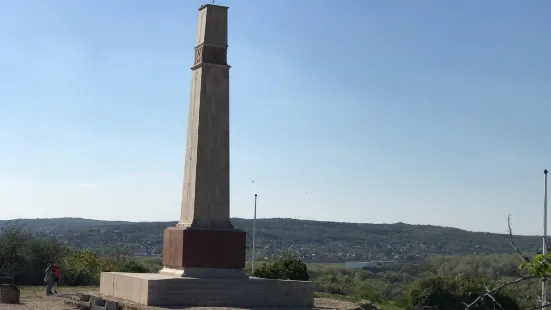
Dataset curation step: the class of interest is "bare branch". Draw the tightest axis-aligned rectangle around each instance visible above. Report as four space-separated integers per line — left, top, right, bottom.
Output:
525 302 551 310
484 291 503 309
464 217 544 309
508 215 530 263
465 276 538 309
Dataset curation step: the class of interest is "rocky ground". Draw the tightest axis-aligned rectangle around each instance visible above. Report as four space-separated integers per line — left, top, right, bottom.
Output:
1 287 362 310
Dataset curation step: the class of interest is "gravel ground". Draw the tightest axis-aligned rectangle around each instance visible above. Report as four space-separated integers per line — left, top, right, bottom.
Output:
3 297 357 310
86 288 359 310
2 294 77 310
8 297 358 310
3 287 359 310
0 297 69 310
0 304 33 310
18 298 71 310
1 287 82 310
140 298 358 310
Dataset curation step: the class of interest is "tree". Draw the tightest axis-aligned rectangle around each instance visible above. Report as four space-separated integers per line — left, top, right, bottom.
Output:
252 253 309 281
100 245 132 272
141 240 154 255
0 225 69 284
23 237 68 284
355 281 386 304
64 249 100 286
0 224 149 286
406 275 521 310
0 225 31 279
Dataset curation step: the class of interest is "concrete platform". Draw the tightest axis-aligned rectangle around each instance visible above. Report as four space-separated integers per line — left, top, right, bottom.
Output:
99 272 314 307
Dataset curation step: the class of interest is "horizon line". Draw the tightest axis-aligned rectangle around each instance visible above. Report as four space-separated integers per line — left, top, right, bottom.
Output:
0 216 534 236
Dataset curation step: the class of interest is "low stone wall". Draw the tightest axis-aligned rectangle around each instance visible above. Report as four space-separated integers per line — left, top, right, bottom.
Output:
64 294 119 310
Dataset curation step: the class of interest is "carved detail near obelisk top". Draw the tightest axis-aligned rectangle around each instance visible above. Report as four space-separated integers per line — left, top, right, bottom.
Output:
194 44 228 66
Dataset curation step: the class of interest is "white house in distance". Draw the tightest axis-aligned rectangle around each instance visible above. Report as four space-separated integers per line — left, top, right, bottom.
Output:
345 261 396 269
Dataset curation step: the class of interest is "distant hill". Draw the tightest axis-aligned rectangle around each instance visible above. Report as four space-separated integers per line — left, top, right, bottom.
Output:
0 217 541 261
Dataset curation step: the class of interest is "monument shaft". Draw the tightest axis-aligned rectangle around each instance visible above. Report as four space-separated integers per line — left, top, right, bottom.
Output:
161 4 246 276
180 4 231 229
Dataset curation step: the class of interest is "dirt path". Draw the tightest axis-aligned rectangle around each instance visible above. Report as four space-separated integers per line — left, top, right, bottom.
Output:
4 288 80 310
141 298 358 310
18 298 70 310
9 286 360 310
0 304 33 310
8 298 357 310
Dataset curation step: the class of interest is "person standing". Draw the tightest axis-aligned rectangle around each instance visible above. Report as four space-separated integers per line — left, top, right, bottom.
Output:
44 262 54 296
52 263 61 293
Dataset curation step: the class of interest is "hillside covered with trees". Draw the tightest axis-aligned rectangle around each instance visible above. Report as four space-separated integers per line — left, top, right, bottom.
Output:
1 219 548 309
0 217 541 261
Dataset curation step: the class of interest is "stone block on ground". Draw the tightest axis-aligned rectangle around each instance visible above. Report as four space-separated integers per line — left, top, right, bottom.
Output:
79 294 91 302
105 300 118 310
91 297 106 310
64 298 91 310
0 284 20 304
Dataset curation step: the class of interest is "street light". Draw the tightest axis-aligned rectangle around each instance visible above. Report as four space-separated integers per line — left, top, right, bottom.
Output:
252 194 258 274
543 169 548 310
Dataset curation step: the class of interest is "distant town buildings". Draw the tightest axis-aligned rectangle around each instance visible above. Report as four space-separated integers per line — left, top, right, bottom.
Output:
345 261 396 270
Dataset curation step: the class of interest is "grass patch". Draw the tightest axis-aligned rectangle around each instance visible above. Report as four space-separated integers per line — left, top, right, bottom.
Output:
19 286 98 298
379 305 405 310
314 292 405 310
307 262 346 269
136 256 162 265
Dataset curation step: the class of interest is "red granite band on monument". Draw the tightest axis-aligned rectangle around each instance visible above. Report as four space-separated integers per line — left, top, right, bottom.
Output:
162 227 246 270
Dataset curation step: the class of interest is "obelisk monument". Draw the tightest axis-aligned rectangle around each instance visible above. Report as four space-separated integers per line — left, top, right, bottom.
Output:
100 5 314 306
159 3 246 278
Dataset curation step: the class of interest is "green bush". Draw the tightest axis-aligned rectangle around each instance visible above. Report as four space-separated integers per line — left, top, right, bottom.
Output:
0 225 152 286
354 281 386 304
63 249 101 286
120 260 149 273
0 225 68 284
406 275 521 310
252 253 309 281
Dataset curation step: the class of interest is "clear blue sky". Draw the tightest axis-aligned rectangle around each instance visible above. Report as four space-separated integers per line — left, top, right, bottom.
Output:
1 0 550 235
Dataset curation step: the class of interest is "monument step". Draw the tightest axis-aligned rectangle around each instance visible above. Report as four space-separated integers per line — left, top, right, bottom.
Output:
100 272 314 307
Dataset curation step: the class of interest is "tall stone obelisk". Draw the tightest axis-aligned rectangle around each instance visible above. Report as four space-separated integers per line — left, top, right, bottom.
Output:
160 4 246 278
100 5 313 305
179 4 231 230
100 4 314 308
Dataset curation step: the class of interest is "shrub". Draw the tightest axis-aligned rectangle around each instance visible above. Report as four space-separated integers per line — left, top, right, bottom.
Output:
0 225 70 284
63 249 101 286
252 253 309 281
355 282 386 304
406 275 521 310
120 260 148 273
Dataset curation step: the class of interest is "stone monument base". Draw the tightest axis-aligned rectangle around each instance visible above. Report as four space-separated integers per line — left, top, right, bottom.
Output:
100 272 314 307
162 227 246 270
159 266 247 278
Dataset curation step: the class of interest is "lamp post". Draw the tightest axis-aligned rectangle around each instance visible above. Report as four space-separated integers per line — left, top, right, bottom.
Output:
543 169 549 309
252 193 258 274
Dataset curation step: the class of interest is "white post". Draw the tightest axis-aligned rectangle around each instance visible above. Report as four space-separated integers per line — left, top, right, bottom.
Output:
252 194 258 274
543 169 548 309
